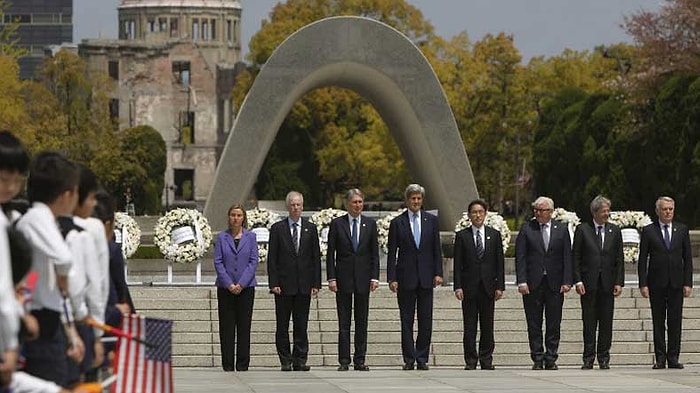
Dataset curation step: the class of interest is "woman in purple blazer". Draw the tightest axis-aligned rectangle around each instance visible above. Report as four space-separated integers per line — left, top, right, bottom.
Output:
214 204 259 371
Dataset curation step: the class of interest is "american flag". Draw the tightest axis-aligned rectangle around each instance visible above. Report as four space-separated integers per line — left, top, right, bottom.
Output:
112 314 174 393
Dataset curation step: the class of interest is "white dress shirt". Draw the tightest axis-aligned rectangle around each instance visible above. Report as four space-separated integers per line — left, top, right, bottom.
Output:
0 212 19 352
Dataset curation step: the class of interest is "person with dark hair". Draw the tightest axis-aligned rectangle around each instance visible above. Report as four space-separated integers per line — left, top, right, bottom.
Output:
453 199 505 370
0 130 30 389
93 191 134 361
62 166 109 383
213 204 258 372
16 151 84 387
326 189 379 371
386 184 443 371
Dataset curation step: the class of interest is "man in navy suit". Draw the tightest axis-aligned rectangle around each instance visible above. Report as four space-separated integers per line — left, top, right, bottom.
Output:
268 191 321 371
453 199 505 370
573 195 624 370
638 196 693 369
326 188 380 371
516 196 572 370
387 184 443 370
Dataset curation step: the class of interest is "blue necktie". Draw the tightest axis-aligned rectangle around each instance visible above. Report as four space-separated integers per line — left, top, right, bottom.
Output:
412 213 420 248
352 218 359 252
663 224 671 250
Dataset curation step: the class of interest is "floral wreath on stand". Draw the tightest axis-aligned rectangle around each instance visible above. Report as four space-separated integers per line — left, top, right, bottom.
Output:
309 208 346 257
376 209 406 254
552 208 581 243
454 211 511 254
246 207 282 263
154 208 213 264
608 210 652 264
114 212 141 259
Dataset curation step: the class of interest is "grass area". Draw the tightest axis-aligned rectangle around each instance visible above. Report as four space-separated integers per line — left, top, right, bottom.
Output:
131 245 163 259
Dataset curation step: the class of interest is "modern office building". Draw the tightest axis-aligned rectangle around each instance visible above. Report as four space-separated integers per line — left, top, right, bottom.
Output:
1 0 73 79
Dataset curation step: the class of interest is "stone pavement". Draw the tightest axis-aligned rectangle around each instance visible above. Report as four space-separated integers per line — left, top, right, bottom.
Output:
173 365 700 393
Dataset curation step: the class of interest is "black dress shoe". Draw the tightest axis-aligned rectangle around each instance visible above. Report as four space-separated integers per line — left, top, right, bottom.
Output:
353 364 370 371
532 361 544 370
416 363 429 370
337 364 349 371
281 364 292 371
652 362 666 369
599 361 610 370
223 367 235 372
236 367 249 372
668 362 684 369
545 362 558 370
480 364 495 370
581 361 594 370
402 363 414 370
464 363 477 370
293 364 311 371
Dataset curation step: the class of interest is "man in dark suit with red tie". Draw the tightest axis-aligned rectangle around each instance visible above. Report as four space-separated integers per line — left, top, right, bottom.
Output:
387 184 443 371
638 196 693 369
326 188 380 371
573 195 624 370
516 196 572 370
267 191 321 371
453 199 505 370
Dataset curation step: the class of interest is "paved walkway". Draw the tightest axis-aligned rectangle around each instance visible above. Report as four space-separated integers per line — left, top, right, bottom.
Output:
173 366 700 392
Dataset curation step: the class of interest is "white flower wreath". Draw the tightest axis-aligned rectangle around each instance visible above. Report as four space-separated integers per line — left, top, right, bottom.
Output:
309 208 346 257
552 207 581 242
376 209 406 254
454 211 511 254
246 207 282 263
114 212 141 259
608 210 652 264
154 208 213 264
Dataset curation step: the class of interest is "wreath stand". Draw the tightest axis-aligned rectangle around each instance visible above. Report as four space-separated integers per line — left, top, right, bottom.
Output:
164 260 202 284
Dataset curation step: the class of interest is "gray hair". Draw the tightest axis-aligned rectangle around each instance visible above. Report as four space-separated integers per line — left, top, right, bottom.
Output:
532 196 554 210
285 190 304 207
590 195 611 214
404 184 425 200
345 188 364 201
655 196 675 210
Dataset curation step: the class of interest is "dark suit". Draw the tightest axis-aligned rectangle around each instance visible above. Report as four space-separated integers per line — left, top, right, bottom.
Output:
386 210 442 366
453 226 505 367
638 221 693 364
326 214 379 366
572 222 624 364
267 218 321 367
213 229 259 371
515 219 573 364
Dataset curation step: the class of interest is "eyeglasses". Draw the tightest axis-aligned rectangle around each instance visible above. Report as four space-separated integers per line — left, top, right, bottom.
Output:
0 173 26 186
469 210 486 216
533 208 553 213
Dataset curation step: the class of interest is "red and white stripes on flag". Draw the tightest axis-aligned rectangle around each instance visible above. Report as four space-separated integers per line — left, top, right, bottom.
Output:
112 314 174 393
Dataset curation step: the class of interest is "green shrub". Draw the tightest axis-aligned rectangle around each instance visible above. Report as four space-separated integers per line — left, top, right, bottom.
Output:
130 245 163 259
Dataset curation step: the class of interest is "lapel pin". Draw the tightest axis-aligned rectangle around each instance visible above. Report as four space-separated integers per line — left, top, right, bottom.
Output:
486 236 491 240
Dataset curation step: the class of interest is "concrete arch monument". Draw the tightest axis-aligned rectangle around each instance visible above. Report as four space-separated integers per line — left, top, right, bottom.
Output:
205 16 478 231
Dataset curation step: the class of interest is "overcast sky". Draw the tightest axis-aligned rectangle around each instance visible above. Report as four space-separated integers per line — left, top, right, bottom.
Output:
74 0 661 62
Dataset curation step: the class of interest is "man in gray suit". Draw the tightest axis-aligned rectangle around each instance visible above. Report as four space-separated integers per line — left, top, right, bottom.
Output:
573 195 624 370
516 196 572 370
638 196 693 369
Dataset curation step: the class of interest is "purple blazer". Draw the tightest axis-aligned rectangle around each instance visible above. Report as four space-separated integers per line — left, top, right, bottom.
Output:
213 229 259 289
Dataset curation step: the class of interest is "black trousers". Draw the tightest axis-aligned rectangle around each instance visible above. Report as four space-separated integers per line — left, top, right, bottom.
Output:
217 287 255 371
24 309 69 387
397 287 433 365
649 285 684 363
274 293 311 366
580 275 614 363
522 277 564 363
462 282 495 366
336 291 370 366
